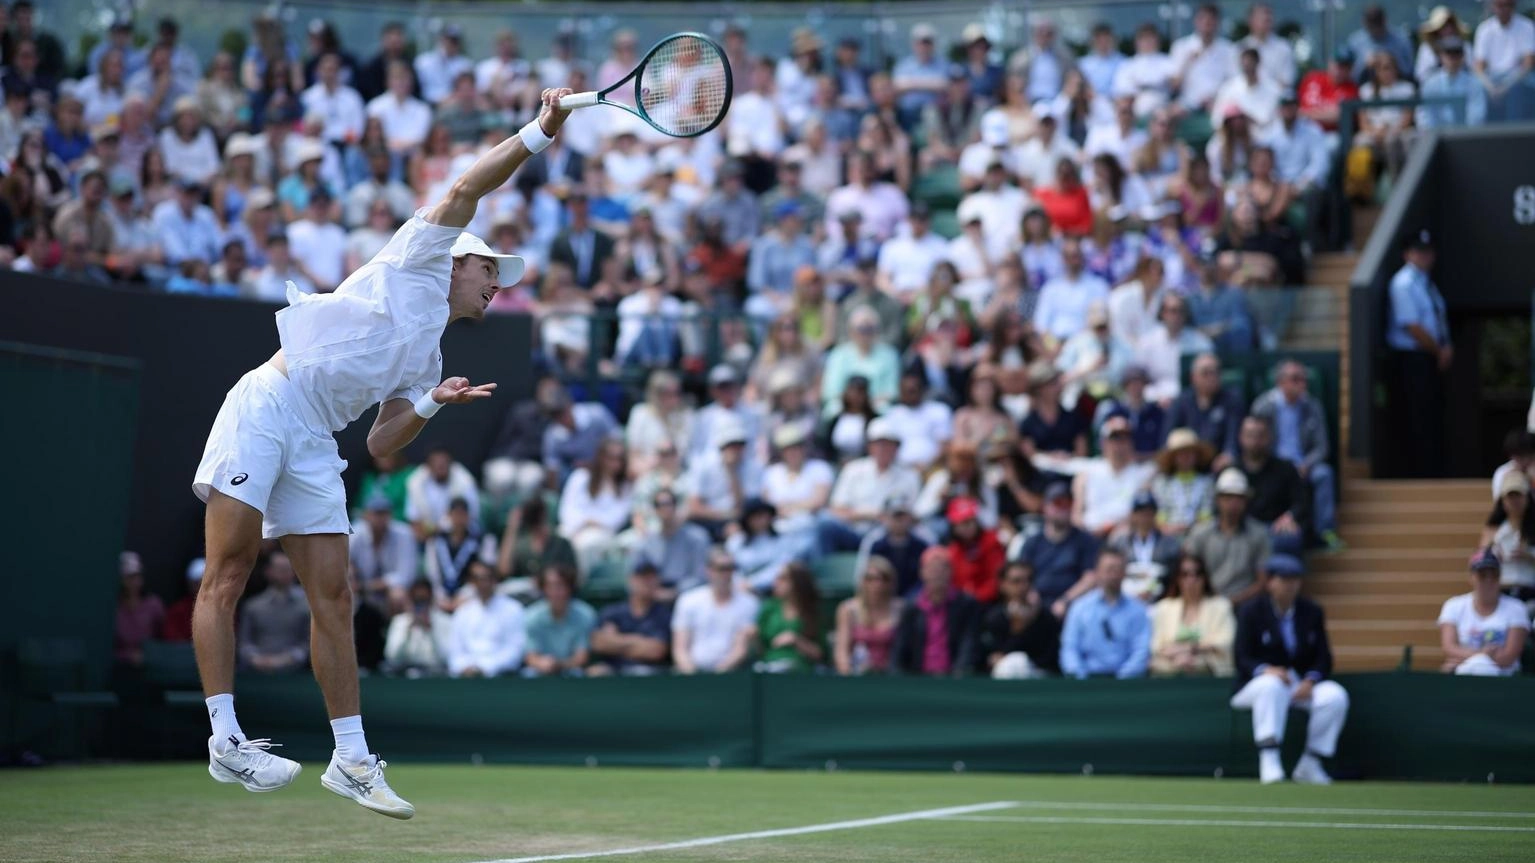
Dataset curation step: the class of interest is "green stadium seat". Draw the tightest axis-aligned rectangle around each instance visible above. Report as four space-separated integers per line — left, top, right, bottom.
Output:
16 637 118 759
812 553 860 599
581 556 630 606
929 210 961 240
912 164 962 211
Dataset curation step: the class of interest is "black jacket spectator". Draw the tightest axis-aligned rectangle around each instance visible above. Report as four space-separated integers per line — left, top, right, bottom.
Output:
869 531 929 598
891 593 981 675
489 398 550 464
1233 594 1333 686
1243 454 1311 532
1165 386 1246 461
549 224 616 289
979 604 1062 675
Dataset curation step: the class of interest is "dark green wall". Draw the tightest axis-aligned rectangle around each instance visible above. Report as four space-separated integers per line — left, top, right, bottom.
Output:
103 671 1535 783
0 276 534 599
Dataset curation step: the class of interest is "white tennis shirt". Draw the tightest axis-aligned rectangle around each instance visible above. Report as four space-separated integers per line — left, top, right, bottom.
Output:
275 208 454 433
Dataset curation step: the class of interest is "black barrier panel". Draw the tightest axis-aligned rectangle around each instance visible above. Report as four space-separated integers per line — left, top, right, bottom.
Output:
0 275 533 599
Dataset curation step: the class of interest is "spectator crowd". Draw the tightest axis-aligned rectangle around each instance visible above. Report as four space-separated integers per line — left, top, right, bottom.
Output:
74 2 1532 774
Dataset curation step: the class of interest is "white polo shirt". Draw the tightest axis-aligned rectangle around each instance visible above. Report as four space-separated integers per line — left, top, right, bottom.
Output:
876 231 949 296
673 585 760 672
300 83 366 144
366 93 434 150
881 400 955 469
1474 15 1535 78
276 208 452 433
1170 35 1238 110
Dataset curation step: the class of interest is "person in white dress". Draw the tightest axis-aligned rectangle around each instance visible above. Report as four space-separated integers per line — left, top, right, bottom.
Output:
188 88 577 817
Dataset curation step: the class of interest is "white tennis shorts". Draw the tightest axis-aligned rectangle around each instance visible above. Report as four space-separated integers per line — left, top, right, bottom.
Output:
192 363 351 539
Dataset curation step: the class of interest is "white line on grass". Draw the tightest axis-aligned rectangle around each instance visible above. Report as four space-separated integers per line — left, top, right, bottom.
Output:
997 801 1535 819
471 801 1020 863
941 815 1535 833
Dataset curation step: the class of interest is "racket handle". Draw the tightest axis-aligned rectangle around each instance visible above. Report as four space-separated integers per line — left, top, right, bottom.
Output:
558 91 600 110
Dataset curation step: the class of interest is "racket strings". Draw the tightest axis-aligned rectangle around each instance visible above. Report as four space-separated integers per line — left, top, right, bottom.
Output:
639 35 728 137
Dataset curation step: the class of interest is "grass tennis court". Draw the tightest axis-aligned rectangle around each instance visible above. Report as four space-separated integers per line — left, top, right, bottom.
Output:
3 764 1533 862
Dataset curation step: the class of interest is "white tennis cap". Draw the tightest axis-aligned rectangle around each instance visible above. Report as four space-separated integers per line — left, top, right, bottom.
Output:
450 232 526 286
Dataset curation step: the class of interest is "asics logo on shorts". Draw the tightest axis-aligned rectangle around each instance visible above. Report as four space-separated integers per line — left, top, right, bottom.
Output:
231 473 249 486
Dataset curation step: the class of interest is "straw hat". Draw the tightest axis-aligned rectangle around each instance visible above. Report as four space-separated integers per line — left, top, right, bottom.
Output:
1419 6 1470 37
1156 428 1216 474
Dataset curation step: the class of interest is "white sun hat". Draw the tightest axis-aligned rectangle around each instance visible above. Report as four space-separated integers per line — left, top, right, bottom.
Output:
450 232 526 286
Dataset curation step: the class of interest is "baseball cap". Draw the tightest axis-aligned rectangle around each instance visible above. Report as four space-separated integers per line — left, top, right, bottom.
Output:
186 558 206 583
632 559 661 577
866 417 900 444
1279 87 1299 105
708 364 740 386
886 492 914 514
946 496 981 524
911 23 938 42
961 23 990 45
1120 364 1151 385
1263 554 1305 578
773 201 802 221
365 493 393 512
109 174 136 198
1086 302 1109 328
1499 470 1531 497
1044 481 1073 504
1101 415 1132 438
1214 467 1251 496
1469 547 1502 572
1404 229 1434 252
245 187 277 211
1131 490 1157 511
1333 46 1356 66
449 232 526 286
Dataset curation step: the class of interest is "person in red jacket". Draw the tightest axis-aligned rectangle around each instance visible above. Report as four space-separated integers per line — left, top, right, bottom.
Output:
946 496 1006 603
1033 157 1095 237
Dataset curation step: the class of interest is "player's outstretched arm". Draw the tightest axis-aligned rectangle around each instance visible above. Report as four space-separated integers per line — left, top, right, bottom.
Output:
426 88 574 229
367 377 497 458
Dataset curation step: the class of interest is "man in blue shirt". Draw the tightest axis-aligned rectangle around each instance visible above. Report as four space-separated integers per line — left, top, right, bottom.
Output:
1019 483 1100 619
1346 5 1414 80
1059 548 1150 679
1251 360 1339 549
1386 229 1451 477
891 24 949 127
1077 23 1125 98
1417 38 1486 128
590 562 673 675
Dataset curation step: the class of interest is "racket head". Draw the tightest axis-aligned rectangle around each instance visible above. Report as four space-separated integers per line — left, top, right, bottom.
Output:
631 32 733 138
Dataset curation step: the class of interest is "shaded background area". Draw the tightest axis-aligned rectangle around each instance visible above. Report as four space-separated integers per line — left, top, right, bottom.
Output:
0 276 533 599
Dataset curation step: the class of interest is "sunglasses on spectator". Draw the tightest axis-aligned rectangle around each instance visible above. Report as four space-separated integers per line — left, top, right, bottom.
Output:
853 324 878 334
709 562 735 572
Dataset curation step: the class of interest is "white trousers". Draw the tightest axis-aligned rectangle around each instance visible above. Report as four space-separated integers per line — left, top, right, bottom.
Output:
1229 673 1350 757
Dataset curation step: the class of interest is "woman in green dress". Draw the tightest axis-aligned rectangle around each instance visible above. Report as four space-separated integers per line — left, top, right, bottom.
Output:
755 562 825 673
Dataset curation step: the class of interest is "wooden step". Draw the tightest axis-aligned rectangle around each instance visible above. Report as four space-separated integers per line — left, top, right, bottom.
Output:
1344 481 1488 505
1312 594 1450 617
1338 500 1493 526
1308 573 1469 594
1308 547 1469 568
1334 523 1482 549
1326 619 1440 647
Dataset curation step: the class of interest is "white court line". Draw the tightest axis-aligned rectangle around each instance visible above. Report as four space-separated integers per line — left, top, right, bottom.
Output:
997 800 1535 819
941 815 1535 834
471 801 1019 863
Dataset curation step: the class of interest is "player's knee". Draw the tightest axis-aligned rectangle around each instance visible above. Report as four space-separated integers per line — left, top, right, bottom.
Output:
199 556 257 610
1315 681 1349 710
306 575 354 615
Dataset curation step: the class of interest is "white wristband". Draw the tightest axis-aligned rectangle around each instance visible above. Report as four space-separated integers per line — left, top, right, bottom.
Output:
413 392 443 419
519 120 553 154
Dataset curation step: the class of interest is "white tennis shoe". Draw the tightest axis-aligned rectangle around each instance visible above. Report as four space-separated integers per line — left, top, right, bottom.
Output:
1258 748 1286 785
321 752 416 820
1291 755 1334 786
207 736 302 792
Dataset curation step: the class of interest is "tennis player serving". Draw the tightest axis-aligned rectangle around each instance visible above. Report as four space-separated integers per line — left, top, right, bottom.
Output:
190 88 576 819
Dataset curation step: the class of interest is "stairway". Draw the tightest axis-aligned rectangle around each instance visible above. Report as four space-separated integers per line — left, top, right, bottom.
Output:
1309 480 1489 671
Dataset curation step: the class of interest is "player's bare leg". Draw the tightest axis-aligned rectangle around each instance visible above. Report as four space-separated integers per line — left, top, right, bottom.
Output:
196 489 301 791
284 532 414 819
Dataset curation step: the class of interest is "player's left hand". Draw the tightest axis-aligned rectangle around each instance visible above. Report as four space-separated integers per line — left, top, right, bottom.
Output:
1291 679 1314 704
432 377 498 405
538 88 576 135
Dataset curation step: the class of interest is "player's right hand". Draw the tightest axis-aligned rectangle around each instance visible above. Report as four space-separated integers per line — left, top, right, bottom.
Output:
432 377 498 405
538 87 576 135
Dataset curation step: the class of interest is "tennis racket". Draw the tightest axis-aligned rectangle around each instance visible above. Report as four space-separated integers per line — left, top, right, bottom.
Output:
558 31 733 138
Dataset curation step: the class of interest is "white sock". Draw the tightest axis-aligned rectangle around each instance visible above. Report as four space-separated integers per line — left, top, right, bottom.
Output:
1259 748 1283 774
331 715 369 764
206 694 245 753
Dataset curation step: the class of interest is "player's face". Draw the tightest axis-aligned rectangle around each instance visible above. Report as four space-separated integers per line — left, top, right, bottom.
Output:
449 254 501 320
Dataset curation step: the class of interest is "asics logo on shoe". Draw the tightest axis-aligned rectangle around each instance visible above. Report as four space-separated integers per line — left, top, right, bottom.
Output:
342 773 373 796
214 759 256 781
